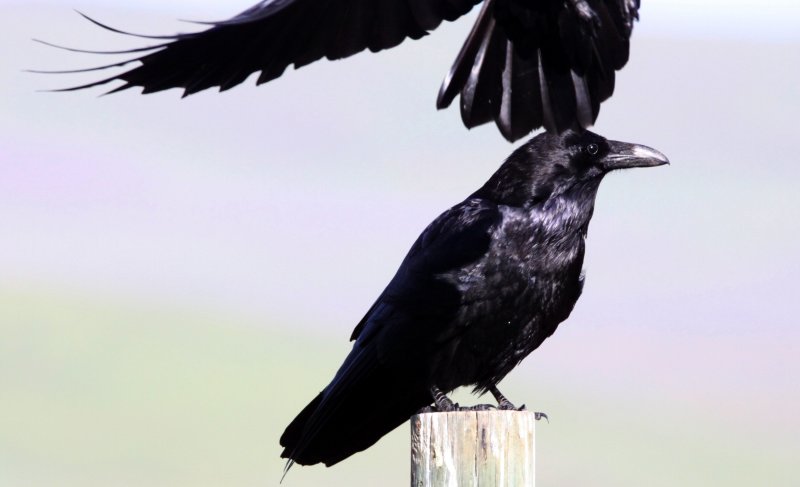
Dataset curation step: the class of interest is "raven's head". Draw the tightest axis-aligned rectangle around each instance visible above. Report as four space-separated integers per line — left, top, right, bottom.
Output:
474 129 669 207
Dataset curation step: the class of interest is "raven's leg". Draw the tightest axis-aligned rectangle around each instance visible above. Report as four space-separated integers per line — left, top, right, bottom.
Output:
428 387 495 412
489 385 521 410
416 386 458 413
430 385 458 412
490 385 549 421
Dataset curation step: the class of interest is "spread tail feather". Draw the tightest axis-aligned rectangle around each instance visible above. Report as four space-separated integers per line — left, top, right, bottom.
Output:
437 0 602 142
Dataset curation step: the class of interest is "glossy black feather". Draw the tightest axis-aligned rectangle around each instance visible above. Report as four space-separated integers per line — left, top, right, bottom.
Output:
279 129 668 469
49 0 640 141
54 0 474 93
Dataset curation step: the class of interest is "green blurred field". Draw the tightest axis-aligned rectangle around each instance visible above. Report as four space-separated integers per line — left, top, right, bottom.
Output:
2 288 795 487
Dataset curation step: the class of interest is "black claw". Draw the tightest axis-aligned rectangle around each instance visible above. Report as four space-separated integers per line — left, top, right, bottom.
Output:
534 412 549 422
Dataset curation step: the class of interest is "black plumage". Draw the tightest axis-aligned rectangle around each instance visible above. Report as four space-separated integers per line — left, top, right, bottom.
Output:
44 0 641 141
280 129 668 469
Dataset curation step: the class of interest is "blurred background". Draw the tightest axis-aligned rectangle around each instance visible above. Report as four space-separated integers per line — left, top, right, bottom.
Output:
1 1 798 485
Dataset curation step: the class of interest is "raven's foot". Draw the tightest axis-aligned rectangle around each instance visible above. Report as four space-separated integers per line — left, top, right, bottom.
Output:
423 386 499 412
461 403 496 411
417 402 548 418
489 385 525 410
498 398 523 411
489 385 549 419
417 403 497 413
420 385 551 419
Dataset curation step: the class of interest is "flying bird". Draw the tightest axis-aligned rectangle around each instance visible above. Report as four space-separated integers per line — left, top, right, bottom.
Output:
280 129 667 470
44 0 642 141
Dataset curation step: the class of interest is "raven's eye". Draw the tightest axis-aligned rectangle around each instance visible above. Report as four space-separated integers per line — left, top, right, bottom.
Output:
586 143 599 155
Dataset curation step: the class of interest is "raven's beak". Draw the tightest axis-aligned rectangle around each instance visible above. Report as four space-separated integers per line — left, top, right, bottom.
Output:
603 141 670 171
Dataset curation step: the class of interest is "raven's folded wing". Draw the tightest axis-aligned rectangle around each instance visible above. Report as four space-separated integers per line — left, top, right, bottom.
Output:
54 0 480 95
281 199 500 467
350 198 500 347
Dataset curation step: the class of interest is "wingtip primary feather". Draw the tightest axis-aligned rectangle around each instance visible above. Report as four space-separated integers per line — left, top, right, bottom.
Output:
74 10 180 40
39 74 124 93
25 58 141 75
32 37 166 56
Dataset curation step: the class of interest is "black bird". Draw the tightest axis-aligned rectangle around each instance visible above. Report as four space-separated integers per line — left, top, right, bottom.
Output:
280 129 667 469
45 0 642 141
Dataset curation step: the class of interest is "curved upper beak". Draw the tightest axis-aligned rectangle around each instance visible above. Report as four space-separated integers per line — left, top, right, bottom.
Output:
603 140 670 171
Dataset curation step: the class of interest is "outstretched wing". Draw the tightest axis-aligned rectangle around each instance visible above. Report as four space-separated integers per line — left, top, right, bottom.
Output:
50 0 480 96
438 0 641 141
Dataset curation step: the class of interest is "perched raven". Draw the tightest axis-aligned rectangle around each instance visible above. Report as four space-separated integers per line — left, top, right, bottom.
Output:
45 0 642 141
280 129 667 469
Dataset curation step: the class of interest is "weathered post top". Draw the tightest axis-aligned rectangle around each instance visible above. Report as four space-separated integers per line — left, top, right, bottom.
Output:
410 410 537 487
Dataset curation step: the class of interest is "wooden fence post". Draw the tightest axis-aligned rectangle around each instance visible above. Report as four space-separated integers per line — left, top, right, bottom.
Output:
410 410 537 486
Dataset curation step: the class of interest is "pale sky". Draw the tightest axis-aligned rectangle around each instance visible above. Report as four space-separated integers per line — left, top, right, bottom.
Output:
21 0 800 41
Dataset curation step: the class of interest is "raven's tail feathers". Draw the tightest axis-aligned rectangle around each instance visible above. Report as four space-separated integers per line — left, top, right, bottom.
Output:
279 349 431 468
437 0 609 142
